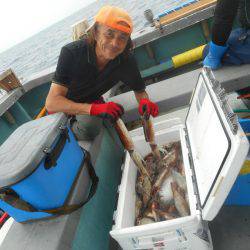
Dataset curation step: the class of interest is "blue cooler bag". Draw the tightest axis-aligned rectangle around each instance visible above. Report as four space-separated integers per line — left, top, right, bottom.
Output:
0 113 98 222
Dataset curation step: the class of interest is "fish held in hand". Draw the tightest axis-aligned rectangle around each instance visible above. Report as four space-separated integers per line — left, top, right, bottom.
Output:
114 118 134 151
141 113 162 161
130 150 151 179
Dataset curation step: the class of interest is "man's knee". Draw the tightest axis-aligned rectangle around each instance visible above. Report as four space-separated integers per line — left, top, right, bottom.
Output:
71 115 103 140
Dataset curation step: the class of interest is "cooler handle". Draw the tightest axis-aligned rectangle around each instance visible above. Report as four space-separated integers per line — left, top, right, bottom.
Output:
44 126 70 169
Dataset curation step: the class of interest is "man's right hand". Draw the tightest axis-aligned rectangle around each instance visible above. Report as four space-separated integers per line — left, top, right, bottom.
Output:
90 102 124 123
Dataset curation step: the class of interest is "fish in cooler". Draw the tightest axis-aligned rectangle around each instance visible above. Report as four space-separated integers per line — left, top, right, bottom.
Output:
135 141 190 226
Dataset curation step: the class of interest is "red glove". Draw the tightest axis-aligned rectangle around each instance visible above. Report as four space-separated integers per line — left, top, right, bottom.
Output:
90 102 124 122
138 98 159 117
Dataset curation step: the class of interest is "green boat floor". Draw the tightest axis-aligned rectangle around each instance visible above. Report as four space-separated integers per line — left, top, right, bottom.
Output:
72 127 124 250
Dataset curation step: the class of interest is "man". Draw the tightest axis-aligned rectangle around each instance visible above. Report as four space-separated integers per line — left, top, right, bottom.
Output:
203 0 250 69
46 5 159 140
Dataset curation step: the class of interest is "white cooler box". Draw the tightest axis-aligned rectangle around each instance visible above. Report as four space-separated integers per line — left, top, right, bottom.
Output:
110 68 250 250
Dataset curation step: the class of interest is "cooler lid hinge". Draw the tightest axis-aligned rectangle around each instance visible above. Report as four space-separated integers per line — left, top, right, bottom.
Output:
184 128 202 211
204 67 238 135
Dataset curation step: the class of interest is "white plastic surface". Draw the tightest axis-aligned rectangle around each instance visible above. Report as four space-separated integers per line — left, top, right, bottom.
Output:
110 121 212 250
185 70 249 220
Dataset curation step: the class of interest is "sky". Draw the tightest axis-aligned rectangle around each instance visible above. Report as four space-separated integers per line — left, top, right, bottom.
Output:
0 0 95 53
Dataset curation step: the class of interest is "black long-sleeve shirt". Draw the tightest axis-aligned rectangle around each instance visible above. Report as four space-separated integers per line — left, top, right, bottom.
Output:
212 0 250 46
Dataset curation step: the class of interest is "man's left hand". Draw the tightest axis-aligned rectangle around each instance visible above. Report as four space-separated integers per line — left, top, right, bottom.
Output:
138 98 159 117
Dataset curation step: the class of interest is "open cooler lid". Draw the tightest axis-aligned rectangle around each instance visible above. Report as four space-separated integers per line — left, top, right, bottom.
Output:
185 68 249 221
0 113 68 188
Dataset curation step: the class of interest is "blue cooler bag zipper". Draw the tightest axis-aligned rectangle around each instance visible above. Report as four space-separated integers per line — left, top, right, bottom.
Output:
0 113 98 222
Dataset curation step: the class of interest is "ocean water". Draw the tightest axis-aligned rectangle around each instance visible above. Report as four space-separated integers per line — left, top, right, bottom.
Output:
0 0 186 82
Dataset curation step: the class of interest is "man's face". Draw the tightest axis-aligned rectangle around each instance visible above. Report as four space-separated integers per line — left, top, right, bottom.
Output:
95 24 129 60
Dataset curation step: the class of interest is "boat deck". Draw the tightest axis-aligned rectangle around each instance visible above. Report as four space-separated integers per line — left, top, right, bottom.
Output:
210 206 250 250
0 65 250 250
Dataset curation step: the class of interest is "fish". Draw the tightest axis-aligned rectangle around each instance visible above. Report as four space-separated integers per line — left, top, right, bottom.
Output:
142 176 152 205
158 174 174 205
153 163 171 193
144 153 154 163
171 182 190 217
167 204 178 214
162 146 179 168
141 114 162 161
135 195 143 219
176 161 185 176
154 208 176 221
143 153 156 177
137 217 155 225
158 146 168 158
172 169 187 192
114 118 134 151
164 142 176 152
114 118 151 178
134 140 188 225
130 150 151 179
136 175 152 206
136 176 144 195
150 143 162 161
141 114 154 143
151 202 160 222
143 210 155 220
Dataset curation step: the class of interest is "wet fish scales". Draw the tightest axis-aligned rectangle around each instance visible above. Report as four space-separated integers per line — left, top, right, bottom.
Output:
158 174 174 205
135 195 143 219
130 150 151 179
114 118 134 151
141 116 155 143
153 164 171 192
172 169 187 192
150 143 162 161
135 140 188 226
141 115 163 162
171 182 190 217
154 208 177 221
137 217 155 225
